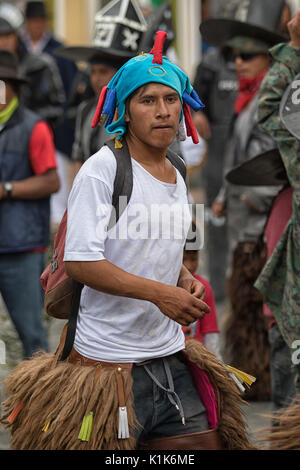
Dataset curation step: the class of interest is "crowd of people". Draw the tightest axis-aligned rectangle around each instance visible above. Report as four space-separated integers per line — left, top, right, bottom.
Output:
0 0 300 451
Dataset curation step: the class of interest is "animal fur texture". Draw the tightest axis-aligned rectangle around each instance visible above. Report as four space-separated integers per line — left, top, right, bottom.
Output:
1 338 256 450
257 396 300 450
224 241 271 401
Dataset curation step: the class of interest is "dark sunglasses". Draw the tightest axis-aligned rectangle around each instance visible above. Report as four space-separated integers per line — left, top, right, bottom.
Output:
230 52 262 62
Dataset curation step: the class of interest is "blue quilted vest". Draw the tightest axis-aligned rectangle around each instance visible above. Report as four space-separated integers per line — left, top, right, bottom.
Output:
0 106 50 254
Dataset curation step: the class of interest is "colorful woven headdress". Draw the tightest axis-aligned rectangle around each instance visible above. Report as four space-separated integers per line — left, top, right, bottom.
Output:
92 30 204 144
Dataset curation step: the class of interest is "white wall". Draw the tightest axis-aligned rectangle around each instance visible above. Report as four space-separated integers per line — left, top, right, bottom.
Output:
54 0 65 41
176 0 201 79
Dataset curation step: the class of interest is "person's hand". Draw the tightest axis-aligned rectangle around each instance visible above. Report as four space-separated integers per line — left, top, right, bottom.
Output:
288 11 300 48
240 194 262 212
155 285 210 327
212 200 226 217
178 276 205 300
192 111 211 139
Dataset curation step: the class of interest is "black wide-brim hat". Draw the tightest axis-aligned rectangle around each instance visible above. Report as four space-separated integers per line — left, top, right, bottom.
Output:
0 50 28 85
54 45 134 66
0 68 28 84
25 1 47 19
55 0 147 66
200 17 286 49
226 148 288 186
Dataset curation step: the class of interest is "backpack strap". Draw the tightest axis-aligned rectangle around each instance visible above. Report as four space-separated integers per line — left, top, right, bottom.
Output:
166 148 187 185
106 138 133 223
60 280 83 361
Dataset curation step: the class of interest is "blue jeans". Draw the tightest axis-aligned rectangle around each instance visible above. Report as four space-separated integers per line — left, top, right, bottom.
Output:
132 352 209 441
0 252 48 358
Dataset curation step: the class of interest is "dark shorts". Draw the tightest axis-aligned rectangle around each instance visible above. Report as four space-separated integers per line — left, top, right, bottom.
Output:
132 352 209 441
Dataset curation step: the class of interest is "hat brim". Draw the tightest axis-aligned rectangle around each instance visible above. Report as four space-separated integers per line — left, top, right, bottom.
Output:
54 46 135 64
280 73 300 140
0 70 28 85
226 148 288 186
200 18 286 49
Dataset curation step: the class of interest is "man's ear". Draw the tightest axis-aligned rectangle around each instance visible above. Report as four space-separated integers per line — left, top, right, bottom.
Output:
125 98 131 123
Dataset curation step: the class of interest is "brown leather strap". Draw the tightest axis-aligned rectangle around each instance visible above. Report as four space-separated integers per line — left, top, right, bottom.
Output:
50 323 69 370
116 368 126 407
67 348 132 411
138 428 222 450
67 348 133 370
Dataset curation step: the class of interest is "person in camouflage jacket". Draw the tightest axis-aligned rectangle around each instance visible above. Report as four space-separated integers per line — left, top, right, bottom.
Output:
255 13 300 388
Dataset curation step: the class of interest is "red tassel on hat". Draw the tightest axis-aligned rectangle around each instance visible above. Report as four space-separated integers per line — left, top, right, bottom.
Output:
183 102 199 144
150 30 168 65
91 85 108 128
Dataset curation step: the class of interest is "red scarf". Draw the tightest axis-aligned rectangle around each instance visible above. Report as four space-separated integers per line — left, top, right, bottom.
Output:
234 70 267 114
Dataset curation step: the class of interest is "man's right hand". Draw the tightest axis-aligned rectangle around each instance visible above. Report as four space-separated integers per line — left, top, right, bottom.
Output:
154 285 210 327
288 11 300 48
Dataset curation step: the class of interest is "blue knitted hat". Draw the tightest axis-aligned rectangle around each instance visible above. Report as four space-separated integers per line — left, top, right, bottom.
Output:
92 31 204 144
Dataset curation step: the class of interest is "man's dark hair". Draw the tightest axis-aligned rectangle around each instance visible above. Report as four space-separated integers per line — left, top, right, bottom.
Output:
125 85 148 120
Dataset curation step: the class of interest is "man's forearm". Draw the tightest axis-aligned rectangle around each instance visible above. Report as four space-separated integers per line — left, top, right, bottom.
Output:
3 169 60 200
65 259 170 304
65 260 210 326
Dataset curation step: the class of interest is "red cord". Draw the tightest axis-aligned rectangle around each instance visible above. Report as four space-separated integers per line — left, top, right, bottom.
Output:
91 85 108 128
183 102 199 144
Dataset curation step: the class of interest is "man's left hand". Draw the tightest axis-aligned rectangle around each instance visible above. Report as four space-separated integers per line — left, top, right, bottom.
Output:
178 276 205 300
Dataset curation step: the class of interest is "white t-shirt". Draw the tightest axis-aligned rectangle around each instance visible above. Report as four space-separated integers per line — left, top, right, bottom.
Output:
64 145 191 363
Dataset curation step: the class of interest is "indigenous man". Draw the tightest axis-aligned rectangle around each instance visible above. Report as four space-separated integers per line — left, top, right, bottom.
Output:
1 31 255 452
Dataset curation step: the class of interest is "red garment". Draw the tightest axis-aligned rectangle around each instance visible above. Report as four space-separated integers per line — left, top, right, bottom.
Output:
193 274 220 343
28 121 57 253
263 187 293 326
29 121 57 175
234 70 267 114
